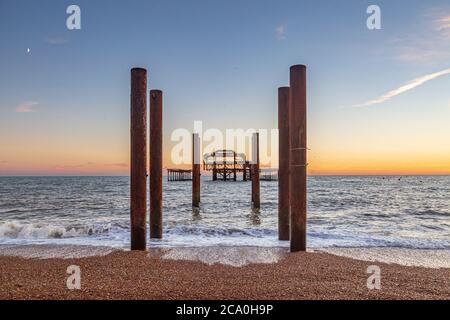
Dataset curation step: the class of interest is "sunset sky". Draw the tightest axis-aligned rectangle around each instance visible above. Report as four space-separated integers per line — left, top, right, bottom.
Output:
0 0 449 176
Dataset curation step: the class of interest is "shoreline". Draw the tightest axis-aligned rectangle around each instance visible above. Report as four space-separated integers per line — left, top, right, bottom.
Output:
0 245 448 300
0 244 449 268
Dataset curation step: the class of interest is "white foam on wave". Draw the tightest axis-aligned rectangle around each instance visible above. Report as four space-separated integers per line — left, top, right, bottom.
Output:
0 242 448 269
0 244 118 259
159 246 286 267
0 220 111 239
321 247 450 269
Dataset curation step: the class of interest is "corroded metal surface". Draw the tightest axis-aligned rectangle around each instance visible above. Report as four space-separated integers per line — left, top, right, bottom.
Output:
289 65 307 252
130 68 147 250
150 90 163 239
278 86 290 241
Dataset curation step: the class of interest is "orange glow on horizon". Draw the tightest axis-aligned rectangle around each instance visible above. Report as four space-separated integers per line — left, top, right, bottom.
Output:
1 132 449 176
1 153 449 176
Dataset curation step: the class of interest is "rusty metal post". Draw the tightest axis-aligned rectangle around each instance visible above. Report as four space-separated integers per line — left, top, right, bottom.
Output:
233 153 237 181
192 133 201 207
278 87 290 241
251 132 260 208
130 68 147 250
150 90 163 239
289 65 307 252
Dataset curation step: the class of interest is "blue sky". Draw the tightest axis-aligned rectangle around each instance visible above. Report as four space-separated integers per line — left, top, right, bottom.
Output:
0 0 449 175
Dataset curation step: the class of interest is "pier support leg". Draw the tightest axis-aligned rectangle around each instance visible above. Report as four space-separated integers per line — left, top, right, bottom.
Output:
150 90 163 239
130 68 147 250
289 65 307 252
233 154 237 181
192 133 201 207
251 132 260 209
278 87 290 241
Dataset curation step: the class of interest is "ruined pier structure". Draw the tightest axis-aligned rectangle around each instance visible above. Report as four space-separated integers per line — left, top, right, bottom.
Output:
202 150 251 181
167 169 192 181
130 65 307 252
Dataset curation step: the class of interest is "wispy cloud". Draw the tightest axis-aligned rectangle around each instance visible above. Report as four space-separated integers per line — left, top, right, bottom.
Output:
275 24 286 40
109 163 128 168
54 162 95 169
15 101 38 113
434 15 450 31
54 162 128 170
0 161 8 164
392 33 450 64
391 8 450 63
352 68 450 108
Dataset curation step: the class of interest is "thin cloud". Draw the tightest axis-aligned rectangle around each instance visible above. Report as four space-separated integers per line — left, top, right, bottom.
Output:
54 162 128 170
392 33 450 63
109 163 128 168
55 162 96 169
432 12 450 41
391 8 450 63
15 101 38 113
394 48 448 63
0 161 8 164
54 164 87 170
276 25 286 40
352 68 450 108
434 16 450 31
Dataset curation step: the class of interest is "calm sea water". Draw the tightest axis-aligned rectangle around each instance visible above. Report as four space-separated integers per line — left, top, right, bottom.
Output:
0 176 448 249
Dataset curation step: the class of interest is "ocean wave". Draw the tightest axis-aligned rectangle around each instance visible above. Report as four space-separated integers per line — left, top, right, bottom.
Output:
0 244 118 259
165 225 277 238
1 176 449 250
0 221 112 239
408 209 449 217
309 230 450 250
0 220 448 250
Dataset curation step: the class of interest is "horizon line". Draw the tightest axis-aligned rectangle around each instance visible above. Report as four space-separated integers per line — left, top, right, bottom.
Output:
0 173 449 177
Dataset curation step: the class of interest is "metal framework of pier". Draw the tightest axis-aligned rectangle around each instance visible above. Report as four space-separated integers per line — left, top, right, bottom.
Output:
130 64 307 253
203 150 251 181
167 169 192 181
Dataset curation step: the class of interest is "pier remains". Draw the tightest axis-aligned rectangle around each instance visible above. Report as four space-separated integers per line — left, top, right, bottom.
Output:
203 150 251 181
130 64 307 252
167 169 192 181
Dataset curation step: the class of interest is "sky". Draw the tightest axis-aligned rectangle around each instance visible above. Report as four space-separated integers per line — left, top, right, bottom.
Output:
0 0 449 176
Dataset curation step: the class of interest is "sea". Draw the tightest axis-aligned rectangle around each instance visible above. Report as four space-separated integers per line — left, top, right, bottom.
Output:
0 175 448 251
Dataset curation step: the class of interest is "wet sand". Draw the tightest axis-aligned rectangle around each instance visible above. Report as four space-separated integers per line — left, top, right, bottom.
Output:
0 248 448 300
